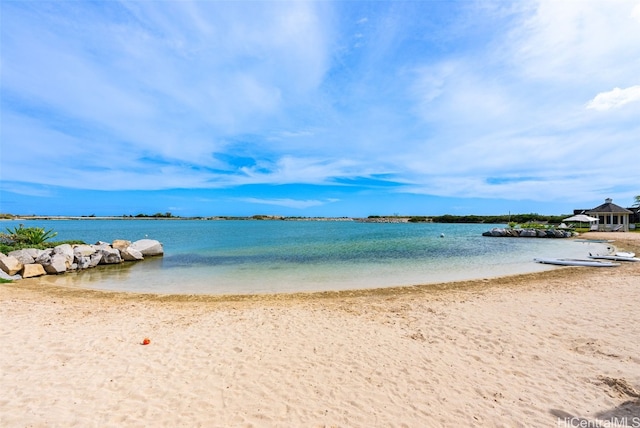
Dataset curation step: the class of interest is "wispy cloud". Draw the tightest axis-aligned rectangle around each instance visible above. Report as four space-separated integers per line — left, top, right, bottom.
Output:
236 197 337 210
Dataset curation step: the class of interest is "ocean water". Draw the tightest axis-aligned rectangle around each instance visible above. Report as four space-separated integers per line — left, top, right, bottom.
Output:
0 219 609 295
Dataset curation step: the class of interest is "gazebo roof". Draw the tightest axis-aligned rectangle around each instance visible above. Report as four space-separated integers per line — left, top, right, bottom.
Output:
587 198 633 214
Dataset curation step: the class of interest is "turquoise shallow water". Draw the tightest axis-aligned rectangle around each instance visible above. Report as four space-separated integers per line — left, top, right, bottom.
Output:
0 220 609 294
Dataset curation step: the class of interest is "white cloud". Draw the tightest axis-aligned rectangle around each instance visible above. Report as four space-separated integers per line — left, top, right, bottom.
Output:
1 183 56 198
237 156 361 186
586 86 640 111
633 3 640 22
398 0 640 206
235 198 334 209
509 0 640 82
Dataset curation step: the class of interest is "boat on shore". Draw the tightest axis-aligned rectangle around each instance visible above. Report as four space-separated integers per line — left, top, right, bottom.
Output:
534 258 620 267
588 254 639 262
613 251 635 258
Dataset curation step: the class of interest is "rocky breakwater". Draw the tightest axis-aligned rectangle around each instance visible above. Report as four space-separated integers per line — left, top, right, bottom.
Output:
0 239 163 280
482 228 575 238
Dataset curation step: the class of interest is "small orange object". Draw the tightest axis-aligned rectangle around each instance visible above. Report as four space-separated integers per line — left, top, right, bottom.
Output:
142 338 151 345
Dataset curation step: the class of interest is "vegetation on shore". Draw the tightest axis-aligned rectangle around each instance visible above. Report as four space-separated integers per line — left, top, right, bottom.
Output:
0 225 83 254
372 213 568 224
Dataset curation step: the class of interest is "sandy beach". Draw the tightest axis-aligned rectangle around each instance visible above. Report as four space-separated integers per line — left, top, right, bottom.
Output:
1 231 639 427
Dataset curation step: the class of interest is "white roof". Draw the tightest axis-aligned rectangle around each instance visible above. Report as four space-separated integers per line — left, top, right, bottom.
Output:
563 214 599 222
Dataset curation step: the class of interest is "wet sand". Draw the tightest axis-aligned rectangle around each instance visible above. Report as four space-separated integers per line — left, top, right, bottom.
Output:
1 232 639 427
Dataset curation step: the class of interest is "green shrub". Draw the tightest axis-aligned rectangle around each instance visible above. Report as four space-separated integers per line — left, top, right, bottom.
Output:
0 239 84 254
4 225 58 246
520 222 548 229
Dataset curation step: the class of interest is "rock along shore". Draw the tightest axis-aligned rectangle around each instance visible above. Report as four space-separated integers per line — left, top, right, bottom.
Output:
0 239 163 281
482 227 575 238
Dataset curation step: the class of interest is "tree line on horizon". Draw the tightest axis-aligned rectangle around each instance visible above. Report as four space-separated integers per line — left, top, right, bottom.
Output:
368 213 568 224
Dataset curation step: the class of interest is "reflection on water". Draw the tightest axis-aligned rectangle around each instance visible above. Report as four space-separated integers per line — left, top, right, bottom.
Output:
26 258 160 289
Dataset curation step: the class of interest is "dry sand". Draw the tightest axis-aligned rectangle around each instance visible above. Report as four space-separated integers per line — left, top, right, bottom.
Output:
1 232 639 427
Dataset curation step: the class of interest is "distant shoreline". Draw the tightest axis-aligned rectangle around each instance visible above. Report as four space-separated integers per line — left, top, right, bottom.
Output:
3 215 368 222
0 214 548 224
5 213 636 226
2 215 415 223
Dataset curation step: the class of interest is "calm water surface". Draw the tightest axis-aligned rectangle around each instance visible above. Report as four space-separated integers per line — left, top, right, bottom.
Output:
1 220 608 294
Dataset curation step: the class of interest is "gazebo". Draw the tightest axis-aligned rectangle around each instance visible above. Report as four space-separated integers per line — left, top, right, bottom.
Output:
587 198 633 232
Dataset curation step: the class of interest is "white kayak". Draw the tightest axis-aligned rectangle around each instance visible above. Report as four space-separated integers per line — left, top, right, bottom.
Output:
588 254 640 262
614 251 635 258
534 258 620 267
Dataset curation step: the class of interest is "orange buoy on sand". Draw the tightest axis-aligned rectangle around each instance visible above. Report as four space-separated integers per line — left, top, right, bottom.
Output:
142 338 151 345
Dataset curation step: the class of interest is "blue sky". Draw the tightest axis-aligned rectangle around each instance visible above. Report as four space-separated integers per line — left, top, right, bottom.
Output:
1 0 639 217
